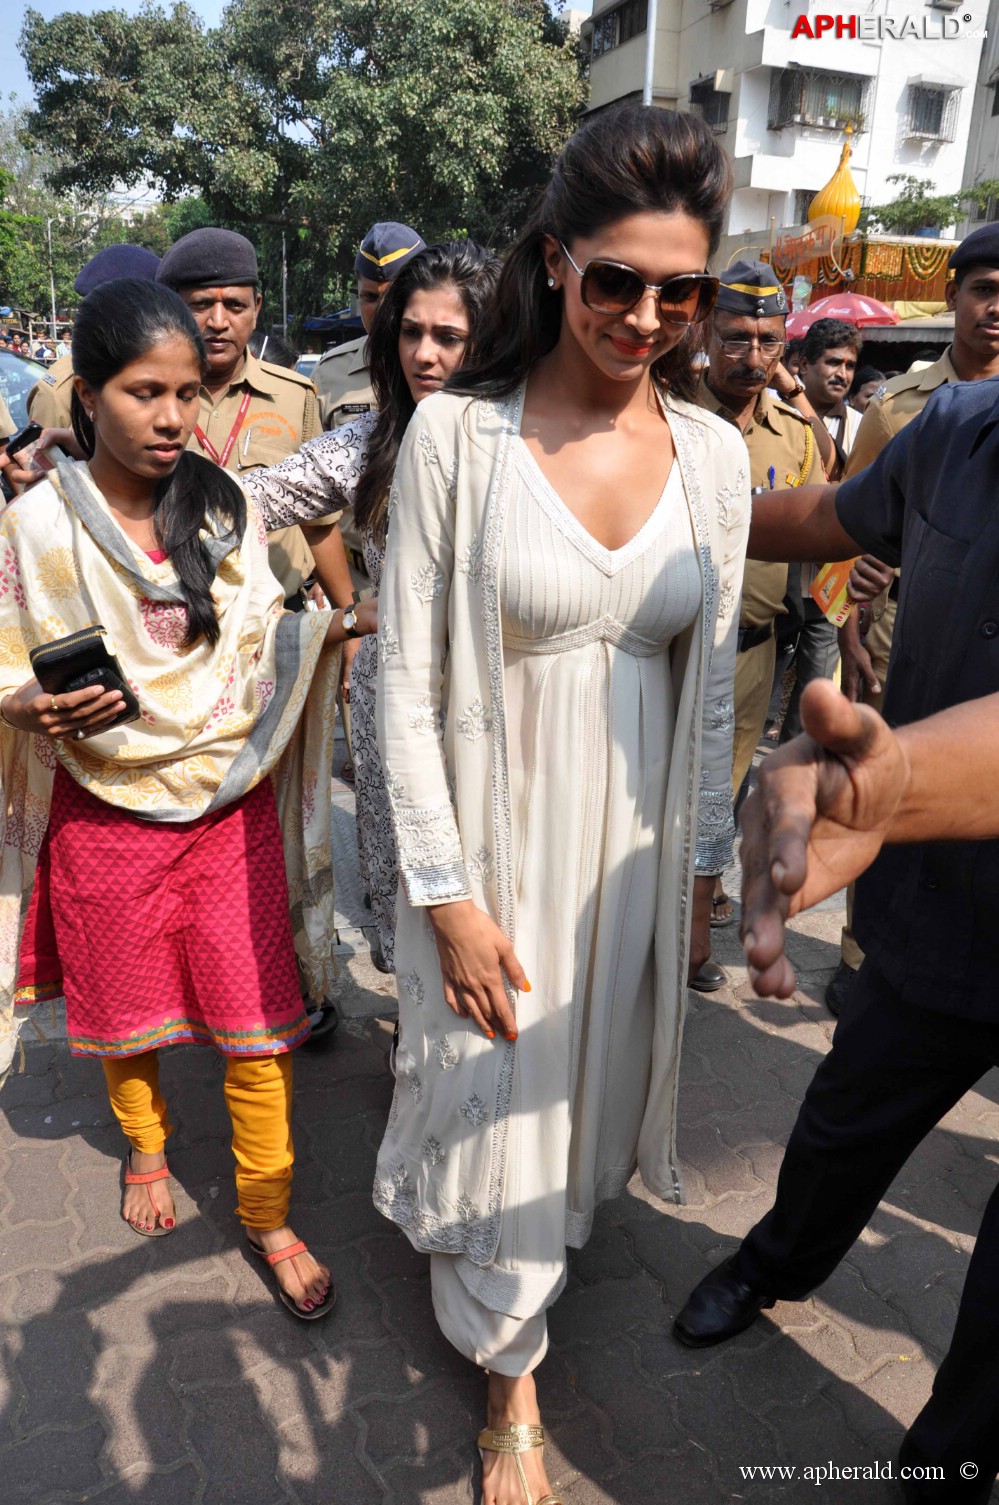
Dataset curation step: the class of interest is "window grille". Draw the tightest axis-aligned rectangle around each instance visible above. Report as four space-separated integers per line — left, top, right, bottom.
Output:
904 84 959 142
590 0 648 58
768 69 871 131
689 80 730 133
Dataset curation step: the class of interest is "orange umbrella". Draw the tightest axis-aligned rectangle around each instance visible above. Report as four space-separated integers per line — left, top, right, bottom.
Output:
786 291 899 339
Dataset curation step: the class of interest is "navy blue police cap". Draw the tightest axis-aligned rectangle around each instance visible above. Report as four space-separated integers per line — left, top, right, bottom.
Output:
355 222 426 283
74 244 161 296
715 259 789 318
156 229 259 290
949 223 999 275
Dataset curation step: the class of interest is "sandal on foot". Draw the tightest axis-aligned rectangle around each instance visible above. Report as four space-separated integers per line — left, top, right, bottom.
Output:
122 1153 174 1237
247 1237 336 1321
710 891 736 928
477 1423 563 1505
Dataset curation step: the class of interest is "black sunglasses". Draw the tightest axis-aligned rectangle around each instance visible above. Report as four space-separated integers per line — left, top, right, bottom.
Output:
559 242 719 326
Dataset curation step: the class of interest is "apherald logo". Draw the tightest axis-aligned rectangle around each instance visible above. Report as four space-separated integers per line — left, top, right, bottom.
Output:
791 12 980 35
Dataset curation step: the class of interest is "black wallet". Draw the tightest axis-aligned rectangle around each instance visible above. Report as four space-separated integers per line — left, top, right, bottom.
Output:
29 626 141 731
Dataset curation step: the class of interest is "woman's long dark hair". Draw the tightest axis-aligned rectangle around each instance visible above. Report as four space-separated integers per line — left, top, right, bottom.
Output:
354 240 501 541
454 104 733 403
71 277 246 649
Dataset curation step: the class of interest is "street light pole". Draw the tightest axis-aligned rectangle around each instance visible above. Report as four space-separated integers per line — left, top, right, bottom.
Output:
642 0 659 107
281 231 288 336
46 216 58 342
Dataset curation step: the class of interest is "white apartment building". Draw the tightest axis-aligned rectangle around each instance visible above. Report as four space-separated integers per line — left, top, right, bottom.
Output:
584 0 989 254
959 0 999 228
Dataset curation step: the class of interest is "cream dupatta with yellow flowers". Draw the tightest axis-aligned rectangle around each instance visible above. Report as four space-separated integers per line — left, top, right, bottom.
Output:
0 458 339 1077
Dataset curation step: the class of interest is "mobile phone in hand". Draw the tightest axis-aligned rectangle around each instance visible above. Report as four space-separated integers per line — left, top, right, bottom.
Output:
5 422 57 495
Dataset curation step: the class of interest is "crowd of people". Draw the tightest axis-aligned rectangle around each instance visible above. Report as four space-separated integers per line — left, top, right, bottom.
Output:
1 101 998 1504
0 331 68 362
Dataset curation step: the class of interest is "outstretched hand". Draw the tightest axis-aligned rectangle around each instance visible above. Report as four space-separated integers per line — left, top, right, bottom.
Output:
740 679 910 998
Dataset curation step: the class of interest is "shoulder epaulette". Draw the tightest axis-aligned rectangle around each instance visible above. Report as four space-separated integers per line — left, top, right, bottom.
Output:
258 358 314 389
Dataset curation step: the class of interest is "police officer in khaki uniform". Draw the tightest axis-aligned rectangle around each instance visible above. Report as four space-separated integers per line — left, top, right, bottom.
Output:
155 228 335 607
314 221 426 431
27 244 162 430
827 220 999 1013
693 261 826 991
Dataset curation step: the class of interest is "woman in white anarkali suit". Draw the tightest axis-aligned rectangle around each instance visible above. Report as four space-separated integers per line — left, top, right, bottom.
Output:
374 105 749 1505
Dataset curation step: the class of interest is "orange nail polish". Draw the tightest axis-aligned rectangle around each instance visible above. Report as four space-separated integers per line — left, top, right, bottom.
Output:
485 1030 495 1039
505 1032 518 1042
522 980 532 993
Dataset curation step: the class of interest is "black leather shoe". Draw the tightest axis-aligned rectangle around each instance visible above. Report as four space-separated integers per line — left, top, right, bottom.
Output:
673 1255 776 1347
825 960 857 1017
690 960 726 993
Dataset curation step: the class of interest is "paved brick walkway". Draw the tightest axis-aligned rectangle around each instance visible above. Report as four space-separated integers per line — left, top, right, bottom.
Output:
2 780 997 1503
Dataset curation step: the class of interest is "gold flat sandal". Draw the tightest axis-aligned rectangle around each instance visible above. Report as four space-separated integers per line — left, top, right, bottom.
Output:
477 1423 563 1505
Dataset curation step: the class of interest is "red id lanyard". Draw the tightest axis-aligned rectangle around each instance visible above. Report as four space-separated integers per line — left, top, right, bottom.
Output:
194 389 253 467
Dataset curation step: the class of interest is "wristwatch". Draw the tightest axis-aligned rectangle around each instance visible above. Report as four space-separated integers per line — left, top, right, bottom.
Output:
341 607 360 639
781 377 807 399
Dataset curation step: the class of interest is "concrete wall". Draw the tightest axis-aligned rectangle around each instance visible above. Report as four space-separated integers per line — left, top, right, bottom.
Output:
959 0 999 232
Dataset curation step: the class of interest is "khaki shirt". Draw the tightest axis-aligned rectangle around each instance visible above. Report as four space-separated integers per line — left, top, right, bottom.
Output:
0 394 15 440
842 346 961 479
26 353 75 429
313 334 374 561
314 335 373 429
30 349 322 598
697 375 824 627
196 351 322 597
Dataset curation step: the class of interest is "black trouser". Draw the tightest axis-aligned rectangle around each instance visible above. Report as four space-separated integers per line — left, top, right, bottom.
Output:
737 963 999 1497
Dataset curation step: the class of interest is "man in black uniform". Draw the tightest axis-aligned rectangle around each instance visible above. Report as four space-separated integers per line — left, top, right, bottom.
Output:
674 358 999 1501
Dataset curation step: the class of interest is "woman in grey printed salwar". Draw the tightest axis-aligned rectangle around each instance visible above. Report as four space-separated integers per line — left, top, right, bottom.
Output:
373 107 749 1505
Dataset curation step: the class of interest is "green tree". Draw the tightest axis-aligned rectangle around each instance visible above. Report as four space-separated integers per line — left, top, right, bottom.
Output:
18 0 586 326
0 104 176 317
864 174 963 236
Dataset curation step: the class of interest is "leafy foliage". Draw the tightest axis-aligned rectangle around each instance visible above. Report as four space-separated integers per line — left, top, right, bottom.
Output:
864 174 963 235
18 0 586 325
0 104 200 317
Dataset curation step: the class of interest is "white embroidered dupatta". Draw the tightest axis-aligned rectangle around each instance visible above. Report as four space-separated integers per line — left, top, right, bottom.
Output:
373 387 750 1313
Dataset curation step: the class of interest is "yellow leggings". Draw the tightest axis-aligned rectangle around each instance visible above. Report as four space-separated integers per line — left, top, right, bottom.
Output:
102 1051 294 1230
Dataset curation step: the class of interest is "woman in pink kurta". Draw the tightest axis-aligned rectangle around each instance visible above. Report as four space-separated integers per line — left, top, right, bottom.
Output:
0 278 374 1316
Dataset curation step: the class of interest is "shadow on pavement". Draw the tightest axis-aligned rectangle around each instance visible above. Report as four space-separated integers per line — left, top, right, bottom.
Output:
1 984 997 1502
